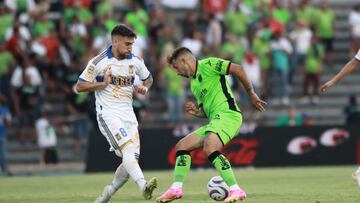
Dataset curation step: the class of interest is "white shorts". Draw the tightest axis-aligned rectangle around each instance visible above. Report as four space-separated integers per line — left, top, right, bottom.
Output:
96 111 140 157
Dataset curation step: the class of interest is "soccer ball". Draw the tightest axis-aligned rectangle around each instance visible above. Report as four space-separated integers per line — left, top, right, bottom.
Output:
207 176 229 201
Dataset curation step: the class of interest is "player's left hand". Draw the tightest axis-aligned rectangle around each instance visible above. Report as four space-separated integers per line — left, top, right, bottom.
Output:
134 85 148 95
250 93 266 112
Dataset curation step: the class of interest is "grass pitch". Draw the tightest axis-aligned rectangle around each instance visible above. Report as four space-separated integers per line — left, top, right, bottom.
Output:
0 166 359 203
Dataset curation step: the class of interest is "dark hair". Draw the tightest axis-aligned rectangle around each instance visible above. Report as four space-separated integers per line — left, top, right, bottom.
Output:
111 24 137 38
167 47 193 64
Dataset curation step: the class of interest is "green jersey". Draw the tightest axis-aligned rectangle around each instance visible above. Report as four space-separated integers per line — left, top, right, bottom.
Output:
190 57 240 119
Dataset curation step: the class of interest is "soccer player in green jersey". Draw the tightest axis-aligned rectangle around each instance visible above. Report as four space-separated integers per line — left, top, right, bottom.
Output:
156 47 266 203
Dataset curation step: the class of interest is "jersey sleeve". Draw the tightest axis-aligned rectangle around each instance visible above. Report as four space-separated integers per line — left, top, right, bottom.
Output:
79 59 99 82
134 56 151 80
206 57 231 75
355 49 360 62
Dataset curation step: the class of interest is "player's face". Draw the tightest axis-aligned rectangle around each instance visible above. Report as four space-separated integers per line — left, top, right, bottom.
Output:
171 58 191 78
113 36 134 58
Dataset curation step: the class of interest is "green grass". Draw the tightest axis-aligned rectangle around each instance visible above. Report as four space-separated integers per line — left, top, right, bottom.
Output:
0 166 360 203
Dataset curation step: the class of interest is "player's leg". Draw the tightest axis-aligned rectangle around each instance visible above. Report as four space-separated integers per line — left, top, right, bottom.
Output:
204 112 246 202
156 132 204 203
204 132 246 203
352 166 360 186
94 164 129 203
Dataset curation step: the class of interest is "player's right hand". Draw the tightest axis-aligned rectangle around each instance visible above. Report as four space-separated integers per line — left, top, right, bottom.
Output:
320 80 334 93
103 67 112 85
185 102 197 116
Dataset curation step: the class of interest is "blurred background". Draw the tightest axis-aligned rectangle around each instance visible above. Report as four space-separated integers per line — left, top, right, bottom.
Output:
0 0 359 176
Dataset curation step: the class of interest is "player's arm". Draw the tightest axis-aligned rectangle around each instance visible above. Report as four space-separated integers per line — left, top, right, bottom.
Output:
185 102 206 118
320 58 359 92
228 63 266 112
75 67 112 93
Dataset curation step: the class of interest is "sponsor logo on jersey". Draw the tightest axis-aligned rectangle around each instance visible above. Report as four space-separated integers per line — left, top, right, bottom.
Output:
215 61 223 72
129 65 134 74
200 88 207 99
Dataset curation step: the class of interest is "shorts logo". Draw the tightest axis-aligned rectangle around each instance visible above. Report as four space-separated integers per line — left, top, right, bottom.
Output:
115 133 122 141
214 114 220 120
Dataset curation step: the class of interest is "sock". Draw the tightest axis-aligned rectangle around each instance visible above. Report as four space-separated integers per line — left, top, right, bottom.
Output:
121 144 147 192
172 150 191 188
108 164 129 195
208 151 238 187
356 167 360 174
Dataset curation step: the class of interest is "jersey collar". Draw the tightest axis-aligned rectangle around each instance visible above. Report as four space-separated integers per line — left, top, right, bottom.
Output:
106 46 133 59
193 60 198 79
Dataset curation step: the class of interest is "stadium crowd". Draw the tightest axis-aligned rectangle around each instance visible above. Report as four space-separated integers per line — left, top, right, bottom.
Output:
0 0 360 150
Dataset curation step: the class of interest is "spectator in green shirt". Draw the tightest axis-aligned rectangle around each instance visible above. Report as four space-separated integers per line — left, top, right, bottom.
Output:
220 33 245 64
313 0 335 66
125 3 149 38
276 106 303 126
303 35 324 104
32 13 55 37
224 3 249 37
295 0 316 26
0 42 14 97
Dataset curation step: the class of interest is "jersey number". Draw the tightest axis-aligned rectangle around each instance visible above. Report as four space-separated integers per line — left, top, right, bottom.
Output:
119 128 128 137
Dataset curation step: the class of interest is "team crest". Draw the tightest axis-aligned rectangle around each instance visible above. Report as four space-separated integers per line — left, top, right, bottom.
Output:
129 65 134 74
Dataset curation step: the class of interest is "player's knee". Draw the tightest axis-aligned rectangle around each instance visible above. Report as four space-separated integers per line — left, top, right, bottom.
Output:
176 139 189 151
203 142 218 157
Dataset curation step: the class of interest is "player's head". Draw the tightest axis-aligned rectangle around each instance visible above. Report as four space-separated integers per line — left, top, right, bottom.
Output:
111 24 137 58
167 47 196 78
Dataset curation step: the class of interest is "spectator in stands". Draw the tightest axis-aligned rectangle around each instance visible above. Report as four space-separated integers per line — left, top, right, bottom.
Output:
0 5 14 43
252 31 271 99
344 94 360 125
349 4 360 59
289 20 312 84
302 35 324 105
0 42 15 98
295 0 316 26
241 52 261 109
313 0 335 67
125 2 149 39
270 30 292 105
206 14 222 54
32 12 55 38
0 93 11 176
11 54 42 144
160 43 185 127
62 0 93 26
276 106 303 126
220 33 245 64
181 30 203 58
224 2 249 38
5 27 23 58
62 59 90 151
35 111 58 165
5 17 31 46
272 0 291 26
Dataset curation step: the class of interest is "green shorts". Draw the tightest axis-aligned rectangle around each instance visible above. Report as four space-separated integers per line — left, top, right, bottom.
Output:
194 111 242 145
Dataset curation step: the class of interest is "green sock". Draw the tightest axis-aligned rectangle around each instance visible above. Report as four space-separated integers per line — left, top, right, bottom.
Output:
208 151 237 187
174 151 191 183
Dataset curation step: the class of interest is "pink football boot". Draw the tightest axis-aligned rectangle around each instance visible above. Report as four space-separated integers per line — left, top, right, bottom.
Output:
223 188 247 203
156 187 183 203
